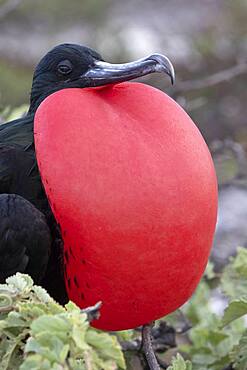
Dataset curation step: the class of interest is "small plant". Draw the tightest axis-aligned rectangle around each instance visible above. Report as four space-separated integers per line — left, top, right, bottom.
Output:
0 273 125 370
169 247 247 370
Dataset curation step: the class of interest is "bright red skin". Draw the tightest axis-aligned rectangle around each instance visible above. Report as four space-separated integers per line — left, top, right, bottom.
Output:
34 82 218 331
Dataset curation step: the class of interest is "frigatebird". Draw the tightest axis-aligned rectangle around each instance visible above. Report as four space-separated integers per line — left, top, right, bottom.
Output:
0 43 175 304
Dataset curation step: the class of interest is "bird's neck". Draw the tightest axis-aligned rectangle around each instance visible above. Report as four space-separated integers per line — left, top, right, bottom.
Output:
29 80 59 114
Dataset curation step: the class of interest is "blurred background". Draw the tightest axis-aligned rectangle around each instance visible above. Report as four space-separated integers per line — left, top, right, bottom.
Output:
0 0 247 269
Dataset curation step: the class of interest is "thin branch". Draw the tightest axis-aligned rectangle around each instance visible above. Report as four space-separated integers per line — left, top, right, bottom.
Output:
120 320 176 353
0 0 24 20
142 322 160 370
174 62 247 93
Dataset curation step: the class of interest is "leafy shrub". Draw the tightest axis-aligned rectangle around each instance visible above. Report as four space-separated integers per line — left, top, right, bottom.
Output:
0 274 125 370
0 248 247 369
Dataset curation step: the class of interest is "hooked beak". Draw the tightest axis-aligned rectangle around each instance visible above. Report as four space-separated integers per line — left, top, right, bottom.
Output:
82 53 175 87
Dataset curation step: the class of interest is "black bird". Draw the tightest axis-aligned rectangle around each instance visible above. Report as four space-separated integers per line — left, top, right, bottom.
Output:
0 43 174 303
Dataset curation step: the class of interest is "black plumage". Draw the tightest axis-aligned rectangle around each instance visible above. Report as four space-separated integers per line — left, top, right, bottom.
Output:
0 43 174 303
0 193 50 282
0 114 67 302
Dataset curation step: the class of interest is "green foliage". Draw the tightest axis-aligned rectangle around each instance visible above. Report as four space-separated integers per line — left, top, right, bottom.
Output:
221 247 247 299
176 248 247 370
231 331 247 370
1 248 247 370
167 354 192 370
0 273 125 370
222 298 247 327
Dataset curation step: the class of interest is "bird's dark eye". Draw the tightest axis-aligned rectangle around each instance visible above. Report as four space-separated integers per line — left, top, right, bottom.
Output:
57 60 73 75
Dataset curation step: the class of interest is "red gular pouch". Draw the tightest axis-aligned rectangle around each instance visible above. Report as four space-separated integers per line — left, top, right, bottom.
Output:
34 82 218 331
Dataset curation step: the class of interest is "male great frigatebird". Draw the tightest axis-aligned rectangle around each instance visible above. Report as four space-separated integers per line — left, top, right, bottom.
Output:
0 43 174 304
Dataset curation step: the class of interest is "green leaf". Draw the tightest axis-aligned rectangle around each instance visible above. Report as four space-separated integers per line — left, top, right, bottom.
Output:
204 261 216 280
1 337 23 370
71 316 88 350
0 293 14 315
189 325 226 349
167 353 192 370
6 273 33 295
231 331 247 370
26 337 58 363
222 298 247 327
25 336 69 363
190 347 216 366
20 354 53 370
32 286 54 304
5 311 27 328
182 280 212 325
31 315 71 342
233 247 247 278
17 302 49 319
209 355 231 370
179 259 245 370
64 301 80 312
221 247 247 299
86 329 126 369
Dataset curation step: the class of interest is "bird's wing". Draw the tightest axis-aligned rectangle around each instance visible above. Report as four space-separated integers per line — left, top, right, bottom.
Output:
0 115 68 303
0 193 51 283
0 114 34 146
0 143 50 217
0 114 36 195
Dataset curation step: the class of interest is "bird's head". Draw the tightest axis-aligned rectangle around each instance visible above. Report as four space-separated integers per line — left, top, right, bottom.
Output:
29 43 175 113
